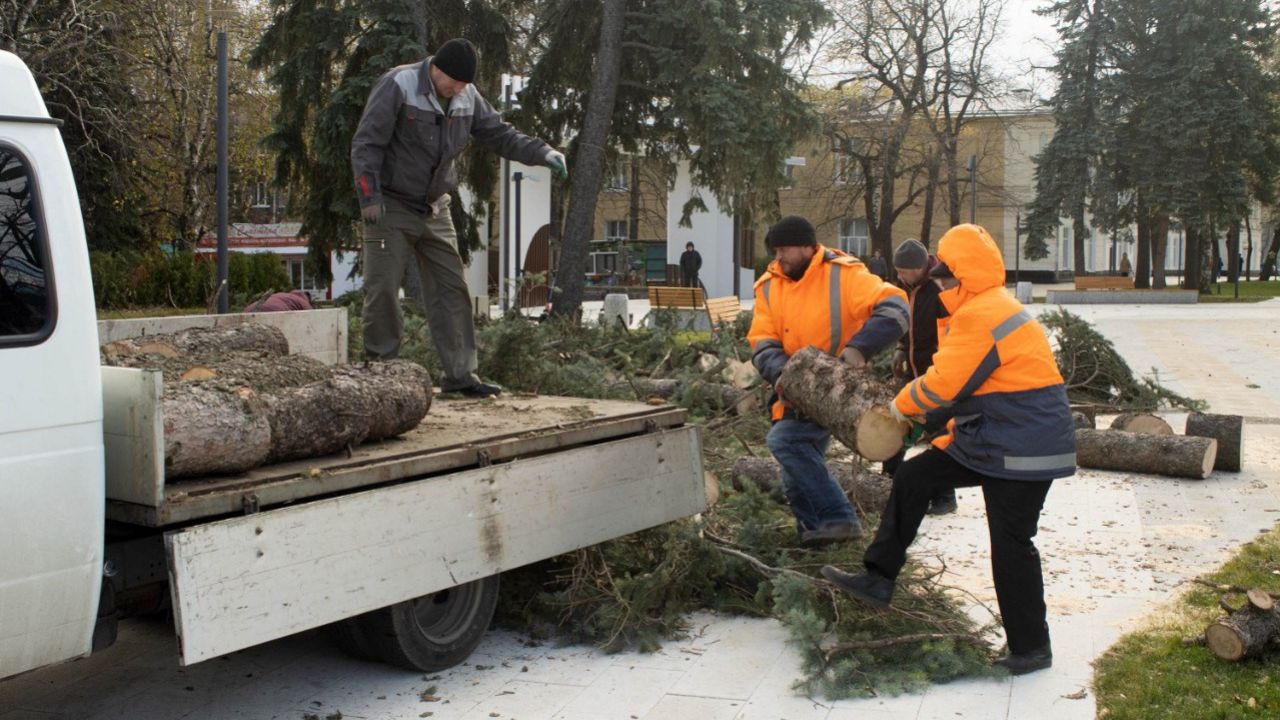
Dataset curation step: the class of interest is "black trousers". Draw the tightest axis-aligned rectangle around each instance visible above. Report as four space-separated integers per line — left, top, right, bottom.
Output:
863 448 1053 655
881 448 955 504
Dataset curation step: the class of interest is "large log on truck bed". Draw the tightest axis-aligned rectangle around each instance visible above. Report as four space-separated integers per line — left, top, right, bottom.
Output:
777 346 904 461
164 383 273 477
101 323 289 361
1075 428 1217 479
1185 413 1245 472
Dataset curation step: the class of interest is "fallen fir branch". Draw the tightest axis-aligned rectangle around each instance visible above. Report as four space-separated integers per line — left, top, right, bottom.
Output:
823 632 991 660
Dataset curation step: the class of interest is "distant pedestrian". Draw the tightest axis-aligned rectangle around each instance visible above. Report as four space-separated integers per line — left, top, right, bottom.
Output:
867 249 889 280
679 242 703 289
1119 252 1131 276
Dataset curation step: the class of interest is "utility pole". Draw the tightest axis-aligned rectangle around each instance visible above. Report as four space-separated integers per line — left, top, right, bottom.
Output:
215 30 229 314
967 155 977 224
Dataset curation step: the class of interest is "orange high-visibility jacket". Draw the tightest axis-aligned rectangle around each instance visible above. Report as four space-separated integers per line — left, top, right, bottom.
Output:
749 246 909 420
896 225 1075 480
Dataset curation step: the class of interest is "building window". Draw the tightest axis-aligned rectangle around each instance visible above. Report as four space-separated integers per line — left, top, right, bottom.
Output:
604 219 628 245
838 218 869 257
605 160 629 191
782 156 806 188
252 178 269 208
590 252 618 275
0 145 54 342
284 257 320 294
834 152 858 185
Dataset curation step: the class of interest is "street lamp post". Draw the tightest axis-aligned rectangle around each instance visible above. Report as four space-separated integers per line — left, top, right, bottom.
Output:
1014 212 1022 286
967 154 977 224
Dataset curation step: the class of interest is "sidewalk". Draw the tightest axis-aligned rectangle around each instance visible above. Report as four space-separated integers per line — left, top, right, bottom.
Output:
3 301 1278 720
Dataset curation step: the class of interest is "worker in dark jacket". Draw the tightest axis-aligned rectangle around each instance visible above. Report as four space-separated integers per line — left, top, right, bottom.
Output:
679 242 703 289
747 216 909 546
822 224 1075 676
883 238 955 515
351 38 567 397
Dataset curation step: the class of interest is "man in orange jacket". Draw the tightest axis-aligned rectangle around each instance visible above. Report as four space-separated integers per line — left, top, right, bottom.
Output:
748 216 909 546
822 223 1075 676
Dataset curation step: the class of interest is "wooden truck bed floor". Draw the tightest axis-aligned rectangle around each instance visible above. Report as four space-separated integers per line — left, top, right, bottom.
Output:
106 394 686 528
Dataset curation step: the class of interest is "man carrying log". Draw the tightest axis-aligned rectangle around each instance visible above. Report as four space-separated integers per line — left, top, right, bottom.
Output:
821 224 1076 676
352 38 568 397
747 215 909 546
884 238 955 515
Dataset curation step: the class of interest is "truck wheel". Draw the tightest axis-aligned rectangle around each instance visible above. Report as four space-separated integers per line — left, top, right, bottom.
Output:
360 574 501 672
325 616 380 662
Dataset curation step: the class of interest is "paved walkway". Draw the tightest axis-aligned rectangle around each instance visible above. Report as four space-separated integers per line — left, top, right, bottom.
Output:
4 300 1279 720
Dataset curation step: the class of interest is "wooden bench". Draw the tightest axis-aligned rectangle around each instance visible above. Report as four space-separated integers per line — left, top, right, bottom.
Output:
705 296 742 327
1074 275 1135 290
648 285 705 309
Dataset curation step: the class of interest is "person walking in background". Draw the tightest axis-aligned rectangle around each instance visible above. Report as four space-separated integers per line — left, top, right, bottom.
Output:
1119 252 1132 277
867 248 889 281
748 216 909 547
822 223 1075 676
351 38 568 397
679 242 703 289
884 238 954 515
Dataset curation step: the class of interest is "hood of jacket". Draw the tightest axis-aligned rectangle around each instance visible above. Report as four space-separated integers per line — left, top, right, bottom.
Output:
935 224 1005 314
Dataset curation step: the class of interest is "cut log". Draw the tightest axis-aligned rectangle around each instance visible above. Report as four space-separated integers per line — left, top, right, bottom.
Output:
730 456 892 514
1205 600 1280 661
777 346 904 461
163 384 272 478
1072 411 1095 430
1075 429 1217 479
1185 413 1244 472
102 323 289 362
331 361 434 441
105 350 332 392
1109 412 1174 435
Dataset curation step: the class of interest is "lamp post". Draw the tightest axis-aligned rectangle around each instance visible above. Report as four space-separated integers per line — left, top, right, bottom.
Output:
215 30 229 314
1014 212 1022 285
967 154 977 224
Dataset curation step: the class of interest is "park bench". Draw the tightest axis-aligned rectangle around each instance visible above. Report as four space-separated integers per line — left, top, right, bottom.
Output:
705 296 743 327
1074 275 1135 290
648 285 706 309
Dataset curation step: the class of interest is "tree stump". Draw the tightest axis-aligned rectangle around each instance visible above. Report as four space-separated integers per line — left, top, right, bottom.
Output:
1205 591 1280 661
777 346 904 461
1109 412 1174 435
102 323 289 362
1075 429 1217 479
1185 413 1244 472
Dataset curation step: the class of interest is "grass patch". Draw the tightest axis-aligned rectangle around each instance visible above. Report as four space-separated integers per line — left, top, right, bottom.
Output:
1198 280 1280 303
1094 526 1280 719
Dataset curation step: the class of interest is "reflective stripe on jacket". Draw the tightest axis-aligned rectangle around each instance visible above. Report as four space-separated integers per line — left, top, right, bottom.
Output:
895 225 1075 480
748 245 909 420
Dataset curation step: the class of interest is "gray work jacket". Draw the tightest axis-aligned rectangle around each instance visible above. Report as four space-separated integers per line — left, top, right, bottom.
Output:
351 57 549 215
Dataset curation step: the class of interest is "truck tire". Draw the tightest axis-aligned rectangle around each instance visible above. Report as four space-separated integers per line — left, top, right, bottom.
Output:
325 616 380 662
359 575 501 672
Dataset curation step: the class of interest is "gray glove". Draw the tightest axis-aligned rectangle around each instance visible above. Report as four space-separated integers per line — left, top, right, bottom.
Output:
545 148 568 180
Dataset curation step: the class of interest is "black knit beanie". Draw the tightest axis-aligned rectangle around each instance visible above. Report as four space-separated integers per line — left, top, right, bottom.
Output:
766 215 817 249
434 39 477 83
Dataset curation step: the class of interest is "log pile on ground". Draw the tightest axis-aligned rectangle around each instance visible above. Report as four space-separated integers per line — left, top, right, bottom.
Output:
1185 412 1245 472
1205 589 1280 661
103 326 432 478
777 346 905 461
1109 412 1174 435
1075 428 1217 479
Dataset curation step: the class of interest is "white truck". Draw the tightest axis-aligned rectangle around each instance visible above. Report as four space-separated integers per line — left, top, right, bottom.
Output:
0 50 706 681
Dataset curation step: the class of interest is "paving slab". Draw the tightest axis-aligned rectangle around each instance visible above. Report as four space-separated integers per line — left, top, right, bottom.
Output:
2 299 1278 720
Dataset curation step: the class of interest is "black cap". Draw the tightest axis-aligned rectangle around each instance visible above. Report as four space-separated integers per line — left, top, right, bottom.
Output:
929 261 954 279
766 215 817 249
434 39 478 83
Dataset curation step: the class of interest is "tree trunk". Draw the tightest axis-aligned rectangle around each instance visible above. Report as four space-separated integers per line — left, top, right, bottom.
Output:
1184 225 1202 290
1185 413 1244 472
1259 226 1279 282
164 384 273 478
550 0 625 318
1072 211 1087 276
1227 222 1241 286
1151 215 1169 288
730 456 893 515
1075 428 1217 479
1108 412 1173 435
1205 596 1280 661
101 323 290 362
1135 213 1151 289
777 347 903 461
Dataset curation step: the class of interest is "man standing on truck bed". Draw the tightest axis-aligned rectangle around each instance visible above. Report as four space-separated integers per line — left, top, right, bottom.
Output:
352 38 568 397
747 215 909 546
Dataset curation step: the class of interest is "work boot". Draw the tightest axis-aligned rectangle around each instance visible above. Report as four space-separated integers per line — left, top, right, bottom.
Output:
458 381 502 398
994 644 1053 675
800 519 862 547
927 492 958 515
820 566 894 609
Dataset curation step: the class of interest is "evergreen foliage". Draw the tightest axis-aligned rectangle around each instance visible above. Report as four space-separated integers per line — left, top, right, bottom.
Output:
90 250 291 310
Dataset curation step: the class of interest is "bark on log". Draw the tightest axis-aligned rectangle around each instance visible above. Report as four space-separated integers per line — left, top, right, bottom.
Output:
163 384 272 477
1109 412 1174 435
730 456 892 514
102 323 289 362
1075 428 1217 479
332 361 434 441
1185 413 1244 472
1072 411 1095 430
777 346 904 461
105 350 331 393
1205 602 1280 661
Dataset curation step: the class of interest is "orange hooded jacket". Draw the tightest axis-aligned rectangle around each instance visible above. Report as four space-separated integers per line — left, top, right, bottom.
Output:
749 245 909 421
895 225 1075 480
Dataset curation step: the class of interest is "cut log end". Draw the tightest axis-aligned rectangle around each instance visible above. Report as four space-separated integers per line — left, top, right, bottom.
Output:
1109 412 1174 435
1205 622 1246 661
1247 589 1274 612
855 407 907 462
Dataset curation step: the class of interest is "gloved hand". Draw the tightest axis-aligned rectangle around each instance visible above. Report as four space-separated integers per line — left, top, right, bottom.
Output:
360 203 384 225
902 421 926 450
891 349 909 380
839 346 866 368
545 148 568 180
889 401 908 424
774 381 792 409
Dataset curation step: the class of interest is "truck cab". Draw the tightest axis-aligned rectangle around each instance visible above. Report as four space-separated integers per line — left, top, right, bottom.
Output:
0 50 107 680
